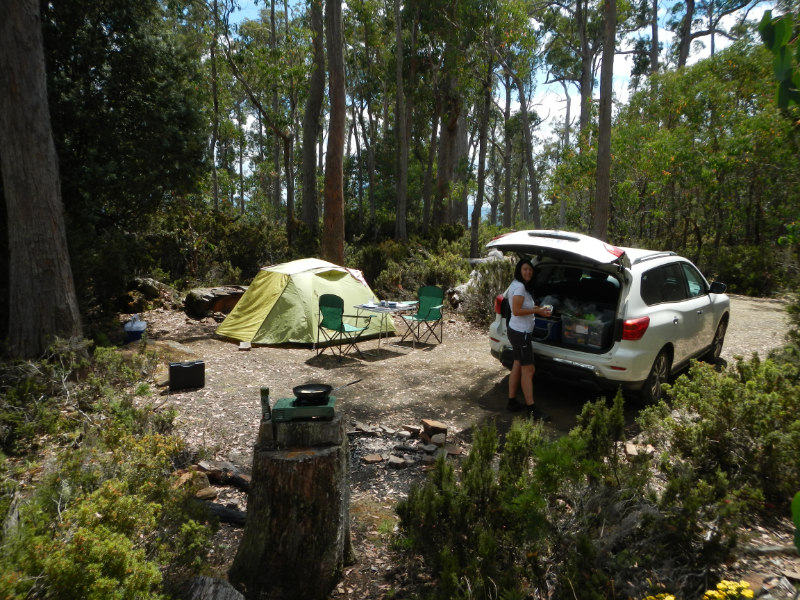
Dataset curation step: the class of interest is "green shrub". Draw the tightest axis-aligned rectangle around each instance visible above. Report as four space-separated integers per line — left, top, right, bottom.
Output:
397 420 549 600
460 259 516 326
638 357 800 510
396 391 765 599
371 241 470 300
0 342 212 599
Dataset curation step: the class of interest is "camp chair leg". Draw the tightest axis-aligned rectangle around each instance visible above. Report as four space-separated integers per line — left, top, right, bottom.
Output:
399 319 418 348
420 319 443 344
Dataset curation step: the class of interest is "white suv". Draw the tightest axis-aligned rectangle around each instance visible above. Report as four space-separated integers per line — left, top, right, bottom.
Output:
487 230 730 403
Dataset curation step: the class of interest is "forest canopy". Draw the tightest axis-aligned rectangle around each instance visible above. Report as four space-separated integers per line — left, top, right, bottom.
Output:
1 0 799 350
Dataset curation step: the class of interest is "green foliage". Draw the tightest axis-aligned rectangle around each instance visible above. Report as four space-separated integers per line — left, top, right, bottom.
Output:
0 339 92 454
549 41 800 294
759 10 800 109
460 259 516 326
639 357 800 510
42 0 209 311
0 341 211 599
698 244 784 297
397 379 798 599
365 237 471 300
397 420 549 600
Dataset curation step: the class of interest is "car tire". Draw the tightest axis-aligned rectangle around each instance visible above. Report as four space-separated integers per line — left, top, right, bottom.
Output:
640 349 672 404
701 318 728 363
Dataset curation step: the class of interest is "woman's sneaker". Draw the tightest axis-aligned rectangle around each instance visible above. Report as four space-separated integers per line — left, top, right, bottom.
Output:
528 405 552 421
507 398 526 412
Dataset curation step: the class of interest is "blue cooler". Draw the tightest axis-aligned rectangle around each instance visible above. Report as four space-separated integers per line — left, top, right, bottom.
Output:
123 314 147 343
533 317 561 342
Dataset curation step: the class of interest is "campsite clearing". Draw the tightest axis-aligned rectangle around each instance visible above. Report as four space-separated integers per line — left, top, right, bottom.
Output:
136 294 794 599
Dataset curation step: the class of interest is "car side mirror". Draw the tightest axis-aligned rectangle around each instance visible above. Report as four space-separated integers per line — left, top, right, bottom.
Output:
709 281 727 294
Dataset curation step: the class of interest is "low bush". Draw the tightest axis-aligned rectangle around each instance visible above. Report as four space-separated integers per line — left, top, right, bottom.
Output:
459 259 515 326
638 356 800 511
398 355 800 600
0 341 213 599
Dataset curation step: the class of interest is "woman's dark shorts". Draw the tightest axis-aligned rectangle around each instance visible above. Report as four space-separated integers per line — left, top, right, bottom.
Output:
507 327 535 366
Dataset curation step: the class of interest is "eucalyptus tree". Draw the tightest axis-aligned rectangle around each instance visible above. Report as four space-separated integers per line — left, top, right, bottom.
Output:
40 0 207 309
344 0 391 232
406 0 495 229
1 0 83 358
541 0 605 144
668 0 763 67
322 0 347 263
301 0 325 238
553 41 800 288
394 0 409 241
494 0 547 229
470 55 497 257
221 3 307 244
593 0 616 241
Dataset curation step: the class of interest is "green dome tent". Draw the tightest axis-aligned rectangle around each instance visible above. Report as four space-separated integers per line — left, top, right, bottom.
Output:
215 258 392 344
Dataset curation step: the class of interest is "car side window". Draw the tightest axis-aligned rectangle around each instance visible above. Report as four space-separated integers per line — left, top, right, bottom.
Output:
641 263 687 305
681 263 707 298
640 267 664 305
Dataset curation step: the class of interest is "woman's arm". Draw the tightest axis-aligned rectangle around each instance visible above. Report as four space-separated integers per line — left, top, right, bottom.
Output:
511 294 550 317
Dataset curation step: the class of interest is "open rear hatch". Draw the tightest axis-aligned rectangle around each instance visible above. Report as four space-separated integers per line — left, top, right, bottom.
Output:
487 230 630 269
488 231 627 353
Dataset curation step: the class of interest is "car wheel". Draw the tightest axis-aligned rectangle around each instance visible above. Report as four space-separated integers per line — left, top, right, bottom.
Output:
702 319 728 363
640 349 671 404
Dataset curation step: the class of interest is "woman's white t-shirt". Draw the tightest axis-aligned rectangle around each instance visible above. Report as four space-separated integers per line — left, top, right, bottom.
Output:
507 279 535 333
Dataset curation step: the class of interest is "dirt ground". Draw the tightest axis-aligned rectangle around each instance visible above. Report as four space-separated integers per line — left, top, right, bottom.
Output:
135 293 798 599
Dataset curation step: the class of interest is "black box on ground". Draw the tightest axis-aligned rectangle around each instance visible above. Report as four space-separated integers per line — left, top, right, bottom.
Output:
169 360 205 391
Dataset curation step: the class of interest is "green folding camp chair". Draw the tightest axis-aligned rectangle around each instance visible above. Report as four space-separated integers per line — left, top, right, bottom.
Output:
400 285 444 347
315 294 372 360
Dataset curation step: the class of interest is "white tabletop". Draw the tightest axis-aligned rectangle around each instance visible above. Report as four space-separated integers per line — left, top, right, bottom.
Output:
355 301 417 313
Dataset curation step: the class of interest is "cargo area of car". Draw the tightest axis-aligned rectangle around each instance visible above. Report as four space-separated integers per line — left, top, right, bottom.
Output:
530 264 620 353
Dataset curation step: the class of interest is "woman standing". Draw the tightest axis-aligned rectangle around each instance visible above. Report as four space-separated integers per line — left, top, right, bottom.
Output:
506 258 552 420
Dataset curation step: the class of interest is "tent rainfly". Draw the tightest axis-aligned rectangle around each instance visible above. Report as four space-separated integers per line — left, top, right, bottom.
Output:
215 258 392 344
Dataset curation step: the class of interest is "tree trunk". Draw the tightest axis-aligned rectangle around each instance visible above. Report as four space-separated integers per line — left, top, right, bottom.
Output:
559 80 571 228
350 101 364 223
677 0 695 67
489 124 499 227
509 70 541 228
321 0 345 265
394 0 408 241
210 0 221 212
229 416 352 600
453 110 470 227
502 72 512 228
433 71 460 229
284 135 296 247
577 0 593 147
271 0 282 214
593 0 616 241
301 0 325 236
650 0 659 74
422 94 440 235
471 58 493 259
0 0 83 358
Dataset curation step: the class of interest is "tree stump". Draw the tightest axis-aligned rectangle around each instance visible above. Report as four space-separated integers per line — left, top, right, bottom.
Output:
228 415 352 600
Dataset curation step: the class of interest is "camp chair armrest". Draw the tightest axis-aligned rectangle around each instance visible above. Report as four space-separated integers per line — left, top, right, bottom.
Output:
342 313 372 326
420 304 444 318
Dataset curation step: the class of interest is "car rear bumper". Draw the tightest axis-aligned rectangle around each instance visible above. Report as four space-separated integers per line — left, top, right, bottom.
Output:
491 344 646 394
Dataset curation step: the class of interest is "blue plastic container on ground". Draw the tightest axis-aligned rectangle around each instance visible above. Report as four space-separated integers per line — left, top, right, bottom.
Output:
123 314 147 343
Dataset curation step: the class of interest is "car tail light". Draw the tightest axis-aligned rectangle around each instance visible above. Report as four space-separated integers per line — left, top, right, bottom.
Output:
622 316 650 340
494 294 504 314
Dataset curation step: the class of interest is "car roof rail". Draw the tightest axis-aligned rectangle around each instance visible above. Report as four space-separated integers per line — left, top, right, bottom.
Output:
630 251 677 266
